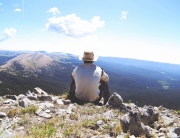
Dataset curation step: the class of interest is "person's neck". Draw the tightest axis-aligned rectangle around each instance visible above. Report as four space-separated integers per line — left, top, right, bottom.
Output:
84 61 94 64
84 62 93 65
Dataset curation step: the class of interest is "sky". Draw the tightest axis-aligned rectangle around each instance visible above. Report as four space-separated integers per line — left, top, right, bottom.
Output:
0 0 180 64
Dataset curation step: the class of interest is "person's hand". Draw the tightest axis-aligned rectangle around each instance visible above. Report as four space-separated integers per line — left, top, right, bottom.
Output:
100 79 106 83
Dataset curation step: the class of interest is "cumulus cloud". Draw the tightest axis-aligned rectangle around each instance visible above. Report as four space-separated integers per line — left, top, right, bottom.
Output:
0 28 17 42
46 14 105 37
14 8 21 12
120 11 128 20
47 7 60 15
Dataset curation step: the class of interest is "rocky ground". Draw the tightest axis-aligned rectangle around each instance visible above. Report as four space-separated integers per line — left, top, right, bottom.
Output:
0 87 180 138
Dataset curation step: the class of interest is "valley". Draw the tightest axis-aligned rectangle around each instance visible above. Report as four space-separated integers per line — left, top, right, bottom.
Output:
0 50 180 109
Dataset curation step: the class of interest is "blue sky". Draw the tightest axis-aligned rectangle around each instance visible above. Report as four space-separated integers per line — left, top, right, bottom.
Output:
0 0 180 64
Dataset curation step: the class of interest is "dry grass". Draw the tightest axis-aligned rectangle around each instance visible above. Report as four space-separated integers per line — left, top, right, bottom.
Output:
9 103 126 138
7 108 20 117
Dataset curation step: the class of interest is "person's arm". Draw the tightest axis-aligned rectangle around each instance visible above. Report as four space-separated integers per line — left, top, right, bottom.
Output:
100 70 109 83
72 67 76 80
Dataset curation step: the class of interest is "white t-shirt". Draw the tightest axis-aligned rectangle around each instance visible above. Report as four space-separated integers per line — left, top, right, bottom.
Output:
72 63 109 102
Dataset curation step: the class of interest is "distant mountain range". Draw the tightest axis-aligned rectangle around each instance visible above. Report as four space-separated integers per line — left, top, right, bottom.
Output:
0 50 180 109
0 52 64 76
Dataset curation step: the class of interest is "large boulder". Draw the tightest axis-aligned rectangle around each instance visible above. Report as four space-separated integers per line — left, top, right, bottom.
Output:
106 92 123 108
120 110 150 137
140 105 159 125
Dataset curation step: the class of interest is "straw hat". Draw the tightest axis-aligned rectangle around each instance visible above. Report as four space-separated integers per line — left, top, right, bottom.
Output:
79 50 98 61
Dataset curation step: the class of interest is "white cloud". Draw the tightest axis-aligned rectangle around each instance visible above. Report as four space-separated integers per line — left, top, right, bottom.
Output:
14 8 21 12
0 28 17 42
3 28 17 37
120 11 128 20
46 14 105 37
0 3 2 6
47 7 60 15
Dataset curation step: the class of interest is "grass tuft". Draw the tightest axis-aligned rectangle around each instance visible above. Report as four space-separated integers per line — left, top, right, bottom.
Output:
8 108 19 117
21 105 38 115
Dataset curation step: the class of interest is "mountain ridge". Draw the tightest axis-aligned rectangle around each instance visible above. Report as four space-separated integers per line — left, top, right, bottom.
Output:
0 50 180 110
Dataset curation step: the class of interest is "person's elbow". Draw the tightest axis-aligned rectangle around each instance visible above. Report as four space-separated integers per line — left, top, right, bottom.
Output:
105 76 109 82
102 75 109 82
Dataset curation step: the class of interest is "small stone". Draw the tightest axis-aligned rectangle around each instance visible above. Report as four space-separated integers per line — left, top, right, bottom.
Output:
18 94 26 100
174 127 180 136
5 95 18 100
16 126 25 131
0 112 7 118
159 128 168 133
97 120 104 127
103 110 114 120
55 99 64 105
34 87 47 95
27 95 37 100
158 133 166 137
63 99 71 105
45 109 51 113
38 112 52 119
37 95 52 101
3 99 16 104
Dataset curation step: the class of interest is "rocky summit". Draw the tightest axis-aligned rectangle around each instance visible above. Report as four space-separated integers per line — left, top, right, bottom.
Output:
0 88 180 138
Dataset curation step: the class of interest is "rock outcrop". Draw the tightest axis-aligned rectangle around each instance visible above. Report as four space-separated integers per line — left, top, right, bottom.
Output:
0 88 180 138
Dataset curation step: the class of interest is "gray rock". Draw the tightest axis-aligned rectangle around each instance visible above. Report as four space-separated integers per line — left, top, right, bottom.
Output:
103 110 114 120
18 97 31 108
27 95 37 100
56 104 76 115
5 95 18 100
0 129 15 138
140 105 159 125
106 92 123 107
37 95 52 101
167 132 178 138
0 112 7 118
62 99 71 105
37 112 52 119
97 120 104 127
120 111 150 137
174 127 180 136
3 99 16 104
56 109 68 116
38 101 54 110
34 87 47 95
54 99 64 105
35 108 43 115
45 110 51 113
18 94 26 100
160 115 174 126
157 133 166 138
152 121 161 130
159 127 168 133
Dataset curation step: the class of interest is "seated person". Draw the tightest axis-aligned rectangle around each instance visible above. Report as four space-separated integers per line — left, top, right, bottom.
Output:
68 50 110 105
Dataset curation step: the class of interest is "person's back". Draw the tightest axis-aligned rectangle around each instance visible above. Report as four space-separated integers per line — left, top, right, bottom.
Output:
68 50 110 105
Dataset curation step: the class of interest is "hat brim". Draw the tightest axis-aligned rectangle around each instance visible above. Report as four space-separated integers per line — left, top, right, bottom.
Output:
79 54 98 61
